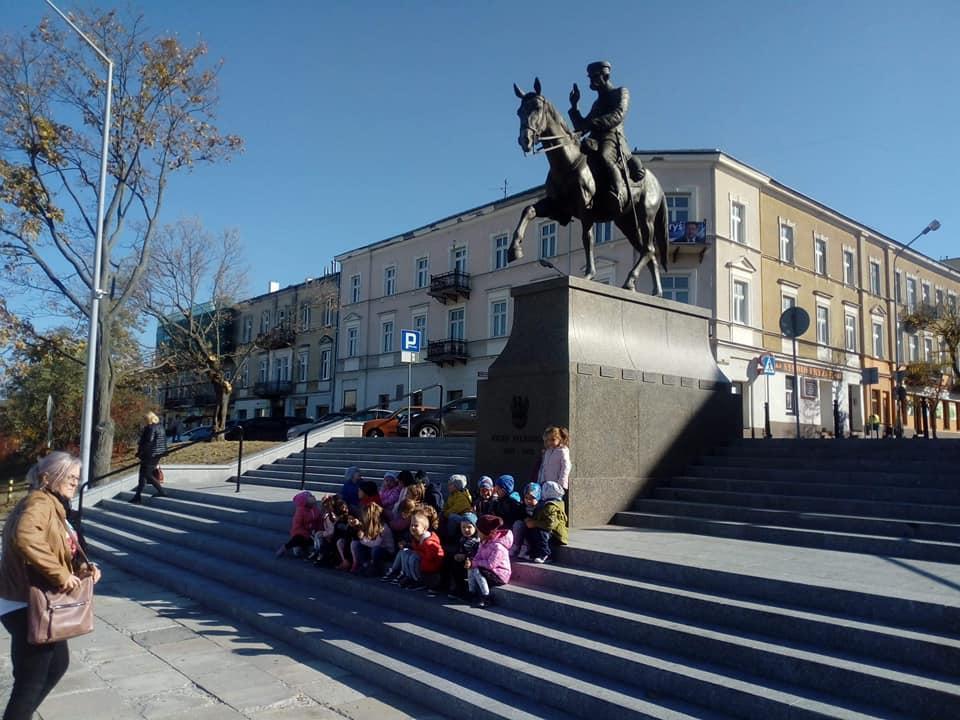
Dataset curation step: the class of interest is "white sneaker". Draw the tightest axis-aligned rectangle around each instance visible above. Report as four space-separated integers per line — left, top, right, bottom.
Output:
532 556 548 564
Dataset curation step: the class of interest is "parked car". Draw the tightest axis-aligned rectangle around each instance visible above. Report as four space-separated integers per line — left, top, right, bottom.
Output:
398 397 478 438
287 408 393 440
363 406 435 437
232 416 315 441
182 425 214 442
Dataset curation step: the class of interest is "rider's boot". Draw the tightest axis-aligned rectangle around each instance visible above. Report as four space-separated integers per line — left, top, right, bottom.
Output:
628 156 645 183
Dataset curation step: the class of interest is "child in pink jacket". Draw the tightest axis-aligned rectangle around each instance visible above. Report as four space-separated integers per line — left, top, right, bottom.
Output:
276 491 320 558
466 514 513 608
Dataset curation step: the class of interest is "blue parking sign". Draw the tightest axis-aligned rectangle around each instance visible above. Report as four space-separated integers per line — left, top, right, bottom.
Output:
401 329 422 352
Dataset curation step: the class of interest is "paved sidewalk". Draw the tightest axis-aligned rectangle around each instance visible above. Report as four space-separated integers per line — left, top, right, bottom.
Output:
0 561 445 720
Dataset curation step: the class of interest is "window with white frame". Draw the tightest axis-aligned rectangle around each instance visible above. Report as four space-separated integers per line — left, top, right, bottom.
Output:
732 279 749 325
415 257 429 288
449 307 465 340
297 350 309 382
319 347 331 381
730 201 745 244
921 282 931 306
242 316 253 343
869 260 881 295
322 299 335 327
350 274 361 303
539 222 557 258
381 320 394 353
260 310 271 334
814 236 827 275
908 334 919 361
935 288 944 307
662 274 690 303
275 356 290 382
452 246 467 274
844 313 857 352
493 234 509 269
906 277 917 309
894 272 902 303
384 266 397 296
240 363 249 388
785 375 796 414
490 299 508 337
346 326 359 357
950 292 958 311
782 293 796 311
594 221 612 244
872 321 884 358
413 312 427 340
842 249 856 286
816 305 829 345
896 321 903 363
276 307 286 328
779 222 795 264
258 357 268 383
666 193 690 223
924 336 933 361
300 303 311 329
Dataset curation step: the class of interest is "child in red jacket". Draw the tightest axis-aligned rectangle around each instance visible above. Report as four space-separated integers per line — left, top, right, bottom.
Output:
398 509 444 592
276 491 320 558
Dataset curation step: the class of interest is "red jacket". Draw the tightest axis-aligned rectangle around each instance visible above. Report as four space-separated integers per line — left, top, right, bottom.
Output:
411 531 444 574
290 491 321 538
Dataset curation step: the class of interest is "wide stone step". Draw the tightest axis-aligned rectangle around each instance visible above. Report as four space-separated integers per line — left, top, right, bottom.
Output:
653 487 960 524
275 458 467 474
614 511 960 563
236 473 341 495
700 454 959 474
82 532 579 720
83 513 729 720
664 476 960 506
630 498 960 543
299 449 474 464
718 439 960 458
687 464 958 488
509 563 960 679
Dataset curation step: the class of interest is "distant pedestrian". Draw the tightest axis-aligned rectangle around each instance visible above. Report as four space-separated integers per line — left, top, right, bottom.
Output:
868 412 881 439
132 412 167 504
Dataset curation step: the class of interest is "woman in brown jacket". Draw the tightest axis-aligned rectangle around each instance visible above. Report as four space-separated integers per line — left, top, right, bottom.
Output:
0 452 101 720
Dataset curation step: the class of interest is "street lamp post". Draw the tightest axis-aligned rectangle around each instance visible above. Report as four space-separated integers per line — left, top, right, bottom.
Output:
45 1 113 487
892 219 941 438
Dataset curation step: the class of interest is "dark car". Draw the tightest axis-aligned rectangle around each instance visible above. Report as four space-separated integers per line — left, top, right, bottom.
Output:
398 396 478 438
182 425 214 442
232 416 315 441
287 408 394 440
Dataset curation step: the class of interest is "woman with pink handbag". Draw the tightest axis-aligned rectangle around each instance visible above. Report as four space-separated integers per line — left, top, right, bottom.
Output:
0 452 102 720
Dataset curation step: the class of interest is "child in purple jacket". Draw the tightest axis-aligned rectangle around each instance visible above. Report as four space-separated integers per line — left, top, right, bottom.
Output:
467 514 513 608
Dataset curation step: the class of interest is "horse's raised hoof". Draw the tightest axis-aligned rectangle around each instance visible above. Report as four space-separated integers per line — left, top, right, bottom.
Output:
621 278 635 291
508 245 523 263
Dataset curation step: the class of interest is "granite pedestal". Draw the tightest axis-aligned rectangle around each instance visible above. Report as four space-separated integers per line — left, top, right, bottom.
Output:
475 276 741 527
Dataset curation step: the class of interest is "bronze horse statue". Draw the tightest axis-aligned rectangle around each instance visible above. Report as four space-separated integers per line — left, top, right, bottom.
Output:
509 78 668 294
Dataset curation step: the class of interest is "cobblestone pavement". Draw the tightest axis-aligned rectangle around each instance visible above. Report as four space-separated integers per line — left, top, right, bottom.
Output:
0 561 445 720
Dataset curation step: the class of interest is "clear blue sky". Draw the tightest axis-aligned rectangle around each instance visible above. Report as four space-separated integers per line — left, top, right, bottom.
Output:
3 0 959 298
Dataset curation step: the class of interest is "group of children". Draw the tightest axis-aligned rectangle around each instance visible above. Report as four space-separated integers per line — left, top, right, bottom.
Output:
275 425 572 608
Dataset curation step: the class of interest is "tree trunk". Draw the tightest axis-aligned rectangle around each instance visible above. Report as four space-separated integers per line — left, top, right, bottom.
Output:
212 383 230 441
90 314 116 484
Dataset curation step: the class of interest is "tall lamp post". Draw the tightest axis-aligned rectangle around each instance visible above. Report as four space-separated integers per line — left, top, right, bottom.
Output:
892 219 941 438
45 1 113 487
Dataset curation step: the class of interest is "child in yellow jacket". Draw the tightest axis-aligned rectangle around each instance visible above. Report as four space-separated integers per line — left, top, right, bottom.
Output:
443 474 473 538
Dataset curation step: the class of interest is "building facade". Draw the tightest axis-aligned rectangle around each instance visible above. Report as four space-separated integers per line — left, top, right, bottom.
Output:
322 150 960 436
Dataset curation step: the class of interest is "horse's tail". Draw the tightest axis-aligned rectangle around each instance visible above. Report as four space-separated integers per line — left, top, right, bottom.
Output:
655 195 669 271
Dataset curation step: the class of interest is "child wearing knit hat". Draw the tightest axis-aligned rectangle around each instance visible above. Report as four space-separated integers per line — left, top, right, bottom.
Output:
524 480 569 563
467 515 513 608
510 482 542 559
442 474 473 538
490 474 525 529
442 511 480 599
473 476 497 516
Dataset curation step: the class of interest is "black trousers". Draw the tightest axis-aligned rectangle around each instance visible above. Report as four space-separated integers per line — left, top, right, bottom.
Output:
1 608 70 720
134 461 164 499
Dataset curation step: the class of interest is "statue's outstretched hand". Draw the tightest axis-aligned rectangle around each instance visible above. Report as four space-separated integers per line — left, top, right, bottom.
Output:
569 83 580 109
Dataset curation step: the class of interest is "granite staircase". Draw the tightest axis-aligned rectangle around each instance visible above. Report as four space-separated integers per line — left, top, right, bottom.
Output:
80 437 960 719
618 438 960 563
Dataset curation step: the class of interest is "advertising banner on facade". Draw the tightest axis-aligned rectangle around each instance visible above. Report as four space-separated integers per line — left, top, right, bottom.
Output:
669 220 707 243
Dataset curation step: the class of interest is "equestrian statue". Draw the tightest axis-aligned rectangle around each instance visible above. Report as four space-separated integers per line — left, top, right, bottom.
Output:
508 62 668 295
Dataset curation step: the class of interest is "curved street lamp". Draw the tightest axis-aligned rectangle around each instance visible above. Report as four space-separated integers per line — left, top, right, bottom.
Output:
892 219 941 438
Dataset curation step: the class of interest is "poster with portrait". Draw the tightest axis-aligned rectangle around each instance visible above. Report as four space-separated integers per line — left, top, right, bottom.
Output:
669 219 706 243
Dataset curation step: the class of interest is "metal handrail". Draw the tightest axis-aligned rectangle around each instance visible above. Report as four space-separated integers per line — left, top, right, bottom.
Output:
75 424 246 526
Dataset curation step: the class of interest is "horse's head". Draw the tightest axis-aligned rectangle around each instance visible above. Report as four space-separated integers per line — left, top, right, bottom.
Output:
513 77 547 153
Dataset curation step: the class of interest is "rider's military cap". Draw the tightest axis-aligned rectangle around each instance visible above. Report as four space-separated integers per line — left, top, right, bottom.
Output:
586 61 612 76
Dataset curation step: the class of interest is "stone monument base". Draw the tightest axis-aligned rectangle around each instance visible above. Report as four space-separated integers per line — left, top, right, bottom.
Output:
475 276 741 527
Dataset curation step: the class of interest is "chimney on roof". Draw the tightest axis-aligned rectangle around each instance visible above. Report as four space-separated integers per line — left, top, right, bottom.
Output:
268 281 280 293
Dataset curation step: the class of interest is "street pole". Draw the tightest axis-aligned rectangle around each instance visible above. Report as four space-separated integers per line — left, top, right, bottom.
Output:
892 219 941 439
792 337 801 439
45 1 113 487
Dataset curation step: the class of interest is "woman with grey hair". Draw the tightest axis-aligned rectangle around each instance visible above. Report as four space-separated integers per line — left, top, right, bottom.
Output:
0 451 102 720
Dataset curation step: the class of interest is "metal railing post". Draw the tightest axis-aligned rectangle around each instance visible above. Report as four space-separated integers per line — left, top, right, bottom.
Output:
235 427 244 493
438 384 444 438
301 430 309 490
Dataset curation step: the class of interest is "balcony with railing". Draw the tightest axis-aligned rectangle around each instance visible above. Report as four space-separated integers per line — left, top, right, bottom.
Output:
427 338 469 366
427 271 471 304
257 322 296 350
253 380 293 397
162 386 217 409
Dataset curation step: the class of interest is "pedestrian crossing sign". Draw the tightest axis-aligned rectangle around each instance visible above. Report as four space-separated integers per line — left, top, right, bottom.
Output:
759 354 776 376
